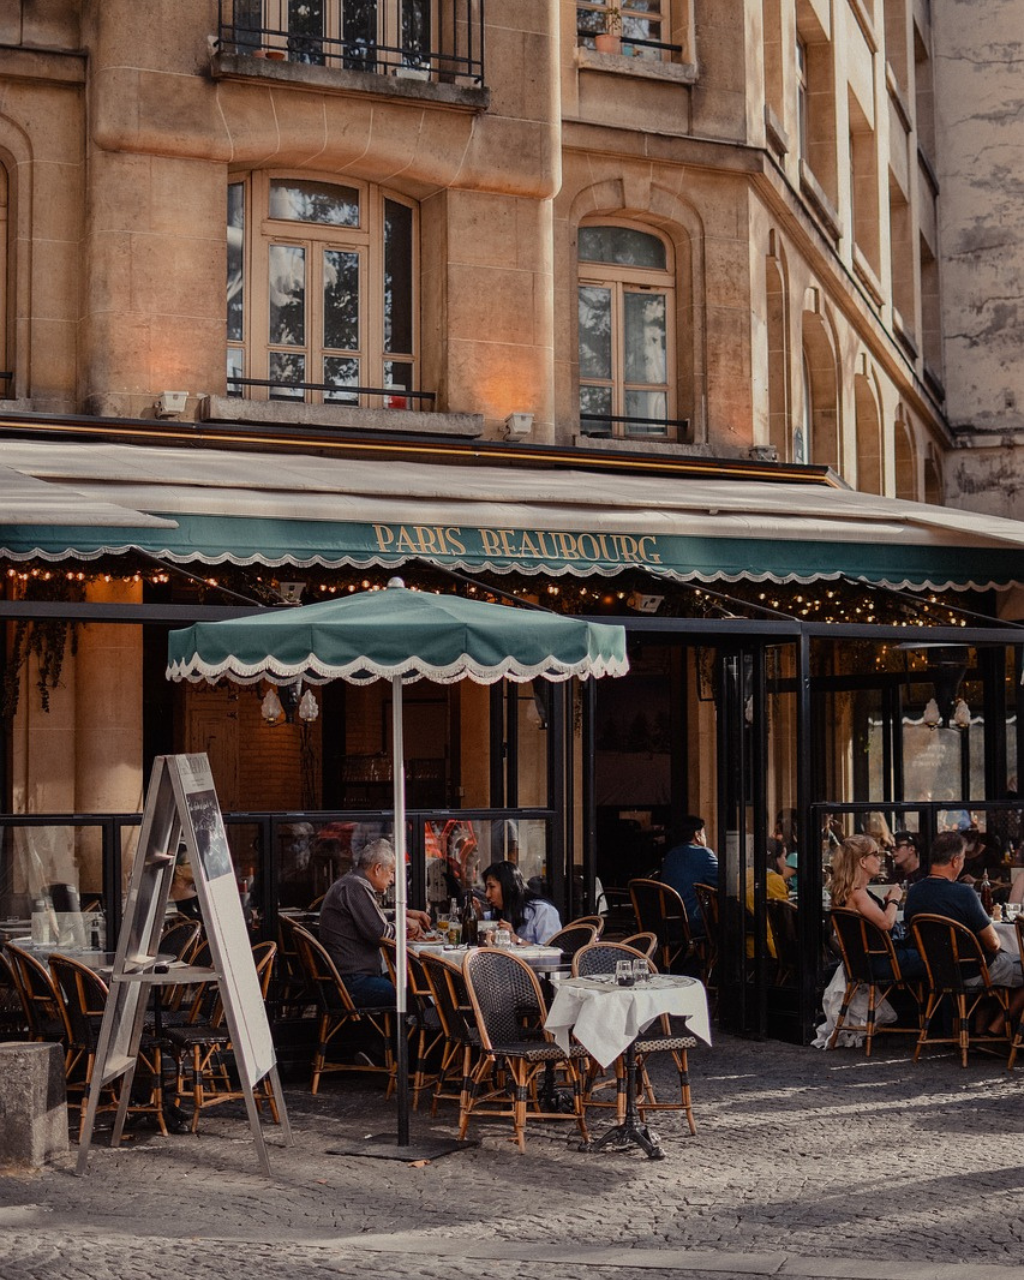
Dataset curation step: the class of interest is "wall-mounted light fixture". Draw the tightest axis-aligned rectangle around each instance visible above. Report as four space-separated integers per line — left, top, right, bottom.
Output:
275 581 306 605
627 591 664 614
504 412 533 439
154 390 189 418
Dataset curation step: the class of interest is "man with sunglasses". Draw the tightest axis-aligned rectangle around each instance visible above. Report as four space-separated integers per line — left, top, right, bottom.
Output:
892 831 925 885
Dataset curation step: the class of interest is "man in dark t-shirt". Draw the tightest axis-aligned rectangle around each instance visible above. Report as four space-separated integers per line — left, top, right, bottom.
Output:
660 815 718 939
905 831 1020 988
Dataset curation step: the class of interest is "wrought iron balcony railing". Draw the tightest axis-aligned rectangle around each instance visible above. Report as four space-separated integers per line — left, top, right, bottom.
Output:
218 0 485 88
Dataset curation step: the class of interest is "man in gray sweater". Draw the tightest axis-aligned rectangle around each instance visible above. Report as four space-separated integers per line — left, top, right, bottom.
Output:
318 839 431 1007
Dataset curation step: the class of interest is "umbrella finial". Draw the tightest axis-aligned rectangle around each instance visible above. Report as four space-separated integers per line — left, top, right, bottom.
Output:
386 577 406 590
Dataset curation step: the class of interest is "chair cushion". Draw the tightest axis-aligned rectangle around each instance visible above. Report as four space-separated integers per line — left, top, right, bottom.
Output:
633 1035 697 1052
490 1040 589 1061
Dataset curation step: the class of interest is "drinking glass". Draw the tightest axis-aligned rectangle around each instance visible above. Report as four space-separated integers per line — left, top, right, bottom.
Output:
632 957 650 986
447 919 462 946
494 926 512 948
615 959 634 987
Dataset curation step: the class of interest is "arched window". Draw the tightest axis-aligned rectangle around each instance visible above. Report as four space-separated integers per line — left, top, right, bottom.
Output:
854 372 882 495
801 310 840 472
895 410 918 501
577 223 676 439
227 173 416 406
795 356 811 465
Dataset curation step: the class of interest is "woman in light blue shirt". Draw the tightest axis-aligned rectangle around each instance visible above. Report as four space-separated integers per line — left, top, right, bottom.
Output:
482 860 562 944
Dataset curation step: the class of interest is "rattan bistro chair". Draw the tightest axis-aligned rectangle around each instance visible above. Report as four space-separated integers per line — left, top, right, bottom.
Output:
828 909 923 1056
381 938 444 1110
1007 916 1024 1071
562 915 605 939
628 878 695 974
544 922 599 957
291 925 394 1093
419 951 481 1116
4 941 66 1046
767 899 801 986
166 941 279 1132
911 913 1010 1067
572 941 698 1134
460 948 589 1152
49 953 167 1139
693 883 720 991
619 931 658 960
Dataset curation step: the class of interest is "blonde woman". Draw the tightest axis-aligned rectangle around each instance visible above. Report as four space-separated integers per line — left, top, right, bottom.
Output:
830 835 926 980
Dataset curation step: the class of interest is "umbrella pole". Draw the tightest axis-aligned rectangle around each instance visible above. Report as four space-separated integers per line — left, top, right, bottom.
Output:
392 674 411 1147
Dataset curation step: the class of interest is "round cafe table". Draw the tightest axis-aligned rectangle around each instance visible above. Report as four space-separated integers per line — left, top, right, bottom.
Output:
545 974 711 1159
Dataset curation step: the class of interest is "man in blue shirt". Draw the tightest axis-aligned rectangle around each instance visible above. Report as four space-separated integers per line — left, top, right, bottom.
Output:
659 815 718 938
905 830 1022 990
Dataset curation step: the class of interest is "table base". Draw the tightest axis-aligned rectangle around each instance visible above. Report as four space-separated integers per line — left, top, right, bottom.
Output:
580 1042 665 1160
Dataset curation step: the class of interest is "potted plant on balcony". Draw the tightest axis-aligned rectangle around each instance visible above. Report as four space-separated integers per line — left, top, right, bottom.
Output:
594 6 623 55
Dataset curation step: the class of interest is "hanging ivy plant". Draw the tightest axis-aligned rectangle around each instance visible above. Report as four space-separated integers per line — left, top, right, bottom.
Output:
2 573 83 718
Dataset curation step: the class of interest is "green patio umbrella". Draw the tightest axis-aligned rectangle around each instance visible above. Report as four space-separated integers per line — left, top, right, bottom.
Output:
167 577 629 1146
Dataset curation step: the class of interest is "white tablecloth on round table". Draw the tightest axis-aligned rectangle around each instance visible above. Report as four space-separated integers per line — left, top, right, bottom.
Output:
992 920 1021 956
544 975 711 1069
408 942 563 969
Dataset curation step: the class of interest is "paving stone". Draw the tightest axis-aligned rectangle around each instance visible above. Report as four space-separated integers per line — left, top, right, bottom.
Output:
2 1033 1024 1278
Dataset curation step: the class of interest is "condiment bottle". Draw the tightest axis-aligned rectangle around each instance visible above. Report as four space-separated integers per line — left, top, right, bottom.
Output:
461 896 478 946
980 869 994 917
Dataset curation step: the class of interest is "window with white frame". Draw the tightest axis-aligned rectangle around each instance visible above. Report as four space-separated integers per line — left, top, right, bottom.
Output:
577 224 676 439
227 174 416 406
577 1 670 61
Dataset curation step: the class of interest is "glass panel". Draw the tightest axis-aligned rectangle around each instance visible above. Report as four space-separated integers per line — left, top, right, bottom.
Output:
580 384 613 434
226 347 244 397
425 817 552 915
323 249 359 351
269 244 306 345
269 351 306 398
343 0 378 70
624 290 667 384
288 0 325 65
579 226 666 268
234 0 263 52
578 285 612 379
624 390 668 434
324 355 360 402
384 360 412 391
0 823 106 949
384 199 413 354
401 0 431 67
269 181 360 227
227 183 245 342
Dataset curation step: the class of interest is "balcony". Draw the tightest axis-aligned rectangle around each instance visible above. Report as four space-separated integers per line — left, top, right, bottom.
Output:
217 0 485 89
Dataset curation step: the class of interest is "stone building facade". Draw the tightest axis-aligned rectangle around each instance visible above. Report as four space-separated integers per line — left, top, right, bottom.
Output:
0 0 1021 831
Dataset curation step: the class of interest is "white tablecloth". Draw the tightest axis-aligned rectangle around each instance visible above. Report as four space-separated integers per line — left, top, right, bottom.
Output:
408 942 563 969
544 975 711 1069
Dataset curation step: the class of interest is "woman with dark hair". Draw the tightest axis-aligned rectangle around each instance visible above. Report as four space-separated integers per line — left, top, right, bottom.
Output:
482 860 562 945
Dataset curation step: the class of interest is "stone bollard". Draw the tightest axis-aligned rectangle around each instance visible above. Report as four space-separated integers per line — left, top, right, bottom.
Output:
0 1042 69 1169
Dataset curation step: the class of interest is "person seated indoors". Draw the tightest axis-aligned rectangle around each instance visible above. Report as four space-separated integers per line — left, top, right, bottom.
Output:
958 829 1005 887
905 830 1024 1033
744 843 792 959
482 860 562 945
318 839 431 1009
659 814 718 940
829 835 926 980
892 831 926 886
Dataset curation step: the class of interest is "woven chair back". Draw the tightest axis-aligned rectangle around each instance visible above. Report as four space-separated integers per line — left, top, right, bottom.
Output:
292 924 359 1014
563 915 605 938
544 923 599 956
420 952 474 1042
910 913 990 994
48 953 108 1053
573 940 648 977
830 908 899 983
464 948 545 1051
160 919 202 963
628 878 691 964
4 941 65 1037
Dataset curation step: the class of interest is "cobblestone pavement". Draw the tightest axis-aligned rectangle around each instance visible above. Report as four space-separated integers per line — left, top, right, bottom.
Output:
4 1032 1024 1279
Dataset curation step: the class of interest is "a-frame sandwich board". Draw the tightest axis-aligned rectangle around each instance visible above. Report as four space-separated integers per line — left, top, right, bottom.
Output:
76 753 291 1175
